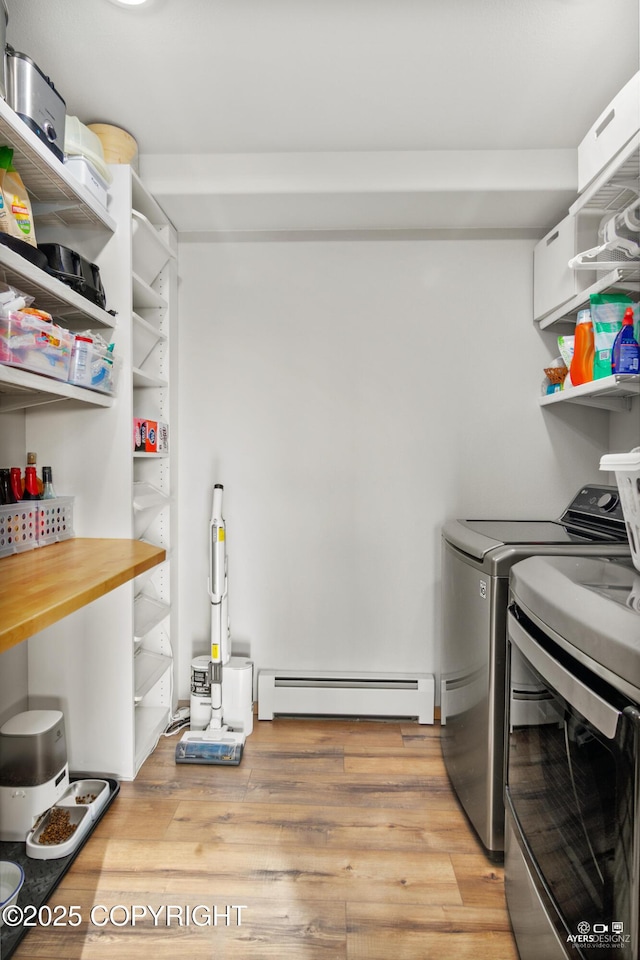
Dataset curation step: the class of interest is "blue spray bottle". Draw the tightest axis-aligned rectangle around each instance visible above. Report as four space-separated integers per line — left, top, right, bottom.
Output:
611 307 640 375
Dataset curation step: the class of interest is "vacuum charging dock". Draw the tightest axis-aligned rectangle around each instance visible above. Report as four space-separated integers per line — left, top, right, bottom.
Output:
176 656 254 765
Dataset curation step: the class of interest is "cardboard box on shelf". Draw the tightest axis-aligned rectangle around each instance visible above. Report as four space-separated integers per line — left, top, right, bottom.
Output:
133 418 168 454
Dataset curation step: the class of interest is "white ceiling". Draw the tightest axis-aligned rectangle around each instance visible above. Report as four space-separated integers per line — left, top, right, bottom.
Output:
5 0 640 234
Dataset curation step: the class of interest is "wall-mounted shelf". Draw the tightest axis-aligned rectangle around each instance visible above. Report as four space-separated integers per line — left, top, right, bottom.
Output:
570 133 640 219
0 96 116 232
537 266 640 330
0 364 114 412
539 374 640 412
135 705 169 770
132 312 166 368
133 593 170 642
132 273 167 312
0 538 165 654
132 367 168 389
134 648 172 701
0 245 117 331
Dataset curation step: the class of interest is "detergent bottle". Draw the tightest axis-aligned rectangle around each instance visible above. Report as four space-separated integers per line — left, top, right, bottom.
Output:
611 306 640 375
569 309 595 385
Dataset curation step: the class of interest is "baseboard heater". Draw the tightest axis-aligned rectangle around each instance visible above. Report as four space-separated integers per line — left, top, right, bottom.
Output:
257 670 434 723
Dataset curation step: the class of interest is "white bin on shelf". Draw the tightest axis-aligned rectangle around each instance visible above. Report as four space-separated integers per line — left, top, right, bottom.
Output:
0 502 38 557
578 72 640 193
533 212 601 321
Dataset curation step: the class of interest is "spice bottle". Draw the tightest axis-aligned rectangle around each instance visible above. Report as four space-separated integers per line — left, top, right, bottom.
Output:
569 309 595 386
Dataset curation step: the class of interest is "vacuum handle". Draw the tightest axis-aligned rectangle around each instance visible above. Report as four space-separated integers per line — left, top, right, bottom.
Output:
209 484 226 602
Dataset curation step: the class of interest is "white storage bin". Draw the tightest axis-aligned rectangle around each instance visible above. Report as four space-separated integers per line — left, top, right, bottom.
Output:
64 116 112 184
533 211 601 321
69 337 120 396
0 503 37 557
578 72 640 193
37 497 75 546
600 447 640 573
64 156 110 209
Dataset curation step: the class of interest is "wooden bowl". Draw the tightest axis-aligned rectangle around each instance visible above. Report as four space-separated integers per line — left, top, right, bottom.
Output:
86 124 138 165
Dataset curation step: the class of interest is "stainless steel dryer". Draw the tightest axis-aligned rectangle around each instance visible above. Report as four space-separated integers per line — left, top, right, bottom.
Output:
440 484 630 860
505 554 640 960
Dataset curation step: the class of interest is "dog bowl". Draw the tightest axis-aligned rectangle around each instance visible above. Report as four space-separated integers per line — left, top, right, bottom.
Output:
0 860 24 925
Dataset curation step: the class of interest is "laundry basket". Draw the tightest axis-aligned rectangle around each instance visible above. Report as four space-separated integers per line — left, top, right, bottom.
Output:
600 447 640 572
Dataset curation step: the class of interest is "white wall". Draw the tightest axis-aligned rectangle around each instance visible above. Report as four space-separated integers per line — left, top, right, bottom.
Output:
609 397 640 453
176 238 608 699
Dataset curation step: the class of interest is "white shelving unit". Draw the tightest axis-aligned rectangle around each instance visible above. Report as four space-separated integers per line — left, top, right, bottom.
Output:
0 97 118 415
0 94 178 780
537 131 639 413
0 94 115 233
0 364 113 412
129 170 178 771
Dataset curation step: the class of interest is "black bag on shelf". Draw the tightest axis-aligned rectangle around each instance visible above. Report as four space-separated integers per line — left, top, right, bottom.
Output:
38 243 106 310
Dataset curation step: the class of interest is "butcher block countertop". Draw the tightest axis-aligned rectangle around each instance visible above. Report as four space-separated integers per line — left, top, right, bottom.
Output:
0 538 165 654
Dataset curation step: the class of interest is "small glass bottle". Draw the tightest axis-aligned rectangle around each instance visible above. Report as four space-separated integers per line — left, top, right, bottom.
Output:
41 466 57 500
22 465 40 500
26 452 43 496
9 467 23 502
0 469 14 505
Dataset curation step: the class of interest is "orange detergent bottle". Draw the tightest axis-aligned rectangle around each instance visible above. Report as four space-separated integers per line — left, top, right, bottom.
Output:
569 309 595 385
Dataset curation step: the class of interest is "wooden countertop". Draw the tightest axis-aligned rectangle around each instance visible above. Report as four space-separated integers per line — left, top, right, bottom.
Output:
0 538 166 654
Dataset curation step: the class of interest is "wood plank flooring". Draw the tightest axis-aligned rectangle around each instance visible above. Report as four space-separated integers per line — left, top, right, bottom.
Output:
12 718 518 960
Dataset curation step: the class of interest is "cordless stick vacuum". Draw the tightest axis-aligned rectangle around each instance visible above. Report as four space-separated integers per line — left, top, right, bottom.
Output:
175 484 253 765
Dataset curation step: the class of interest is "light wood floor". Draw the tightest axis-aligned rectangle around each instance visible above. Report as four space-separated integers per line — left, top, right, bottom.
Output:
13 718 519 959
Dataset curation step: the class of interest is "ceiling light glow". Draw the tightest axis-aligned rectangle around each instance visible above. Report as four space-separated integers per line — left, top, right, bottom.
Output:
107 0 151 7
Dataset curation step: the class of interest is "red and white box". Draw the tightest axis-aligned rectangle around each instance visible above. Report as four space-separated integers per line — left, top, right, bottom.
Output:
133 418 169 453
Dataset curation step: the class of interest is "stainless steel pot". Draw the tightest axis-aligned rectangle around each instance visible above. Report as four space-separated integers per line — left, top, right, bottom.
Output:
0 1 8 101
5 45 66 160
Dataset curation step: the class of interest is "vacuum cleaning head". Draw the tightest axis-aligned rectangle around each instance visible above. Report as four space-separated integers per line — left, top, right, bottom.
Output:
175 733 244 766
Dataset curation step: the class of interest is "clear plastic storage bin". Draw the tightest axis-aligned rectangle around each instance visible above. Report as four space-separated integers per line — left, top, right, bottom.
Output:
0 312 73 382
68 337 120 395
